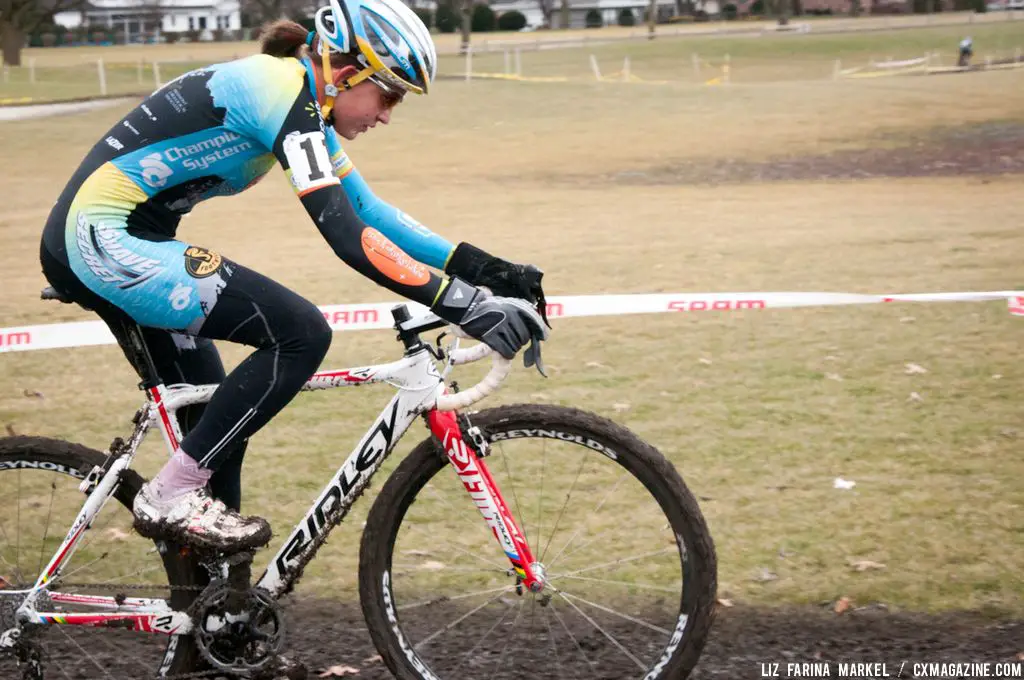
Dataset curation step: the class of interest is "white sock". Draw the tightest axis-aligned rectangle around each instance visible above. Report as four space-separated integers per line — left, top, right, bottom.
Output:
149 448 213 502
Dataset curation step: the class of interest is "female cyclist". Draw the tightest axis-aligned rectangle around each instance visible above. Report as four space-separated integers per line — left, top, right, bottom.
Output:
39 0 548 553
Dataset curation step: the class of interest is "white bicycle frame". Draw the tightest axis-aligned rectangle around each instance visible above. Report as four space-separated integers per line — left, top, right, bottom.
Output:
3 311 543 653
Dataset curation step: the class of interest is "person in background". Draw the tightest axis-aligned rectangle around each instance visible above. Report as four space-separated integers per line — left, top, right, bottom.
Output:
958 36 974 67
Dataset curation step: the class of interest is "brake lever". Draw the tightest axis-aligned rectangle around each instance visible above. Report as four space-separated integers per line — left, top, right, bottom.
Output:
523 266 551 329
524 336 547 378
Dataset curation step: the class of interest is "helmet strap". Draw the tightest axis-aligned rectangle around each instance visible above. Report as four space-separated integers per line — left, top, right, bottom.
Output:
320 45 339 121
341 66 376 90
319 46 379 122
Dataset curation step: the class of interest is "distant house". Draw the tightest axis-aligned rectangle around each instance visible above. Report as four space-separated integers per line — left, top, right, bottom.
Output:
490 0 721 29
54 0 242 41
790 0 921 11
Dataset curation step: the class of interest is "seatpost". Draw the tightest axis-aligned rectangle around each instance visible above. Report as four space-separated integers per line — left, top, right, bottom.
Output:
117 321 163 390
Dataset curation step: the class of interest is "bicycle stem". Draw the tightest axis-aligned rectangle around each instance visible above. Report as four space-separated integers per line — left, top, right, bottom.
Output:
427 409 545 593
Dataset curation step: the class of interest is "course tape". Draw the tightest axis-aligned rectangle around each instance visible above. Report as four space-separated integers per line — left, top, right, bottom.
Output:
1 291 1021 354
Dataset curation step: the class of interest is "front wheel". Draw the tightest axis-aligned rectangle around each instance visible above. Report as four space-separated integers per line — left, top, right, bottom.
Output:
359 404 717 680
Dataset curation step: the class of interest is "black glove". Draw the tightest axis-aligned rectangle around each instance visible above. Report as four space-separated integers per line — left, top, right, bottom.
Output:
431 277 549 374
445 243 549 326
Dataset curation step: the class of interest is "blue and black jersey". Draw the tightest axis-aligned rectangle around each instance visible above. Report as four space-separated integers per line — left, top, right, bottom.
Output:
42 53 451 332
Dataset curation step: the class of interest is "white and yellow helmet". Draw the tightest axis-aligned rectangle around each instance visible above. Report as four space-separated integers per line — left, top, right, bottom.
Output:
313 0 437 99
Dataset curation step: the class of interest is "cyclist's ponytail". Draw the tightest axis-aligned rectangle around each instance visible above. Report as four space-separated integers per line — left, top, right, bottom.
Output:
260 20 309 59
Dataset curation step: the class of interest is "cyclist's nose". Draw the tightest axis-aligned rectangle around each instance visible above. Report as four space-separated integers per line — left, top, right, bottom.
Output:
377 108 391 126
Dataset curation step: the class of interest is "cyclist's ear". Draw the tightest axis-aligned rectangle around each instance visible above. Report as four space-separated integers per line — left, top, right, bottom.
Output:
329 64 360 87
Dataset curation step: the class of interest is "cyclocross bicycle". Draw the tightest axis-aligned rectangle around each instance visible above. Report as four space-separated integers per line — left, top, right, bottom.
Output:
0 289 717 680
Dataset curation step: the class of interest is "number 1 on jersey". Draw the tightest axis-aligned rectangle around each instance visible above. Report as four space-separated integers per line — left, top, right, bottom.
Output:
283 131 338 196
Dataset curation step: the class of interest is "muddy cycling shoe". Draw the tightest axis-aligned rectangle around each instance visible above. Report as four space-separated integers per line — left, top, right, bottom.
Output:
133 484 272 553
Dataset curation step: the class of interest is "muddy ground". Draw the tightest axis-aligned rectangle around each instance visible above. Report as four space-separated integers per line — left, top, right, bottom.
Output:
604 121 1024 186
21 599 1016 679
281 600 1022 679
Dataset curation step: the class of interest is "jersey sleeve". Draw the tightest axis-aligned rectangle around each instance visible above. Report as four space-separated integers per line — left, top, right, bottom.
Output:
268 80 444 307
323 127 454 270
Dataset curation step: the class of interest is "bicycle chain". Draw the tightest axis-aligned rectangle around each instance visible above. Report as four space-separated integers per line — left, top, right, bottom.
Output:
55 581 205 593
22 581 298 679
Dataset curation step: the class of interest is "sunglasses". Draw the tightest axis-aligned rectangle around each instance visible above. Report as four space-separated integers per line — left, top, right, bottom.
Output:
369 75 405 110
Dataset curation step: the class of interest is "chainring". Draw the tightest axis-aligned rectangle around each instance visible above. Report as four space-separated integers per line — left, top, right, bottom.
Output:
192 579 286 676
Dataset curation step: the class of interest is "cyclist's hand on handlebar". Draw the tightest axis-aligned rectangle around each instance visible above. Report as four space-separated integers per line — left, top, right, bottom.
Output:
431 277 550 375
444 242 550 327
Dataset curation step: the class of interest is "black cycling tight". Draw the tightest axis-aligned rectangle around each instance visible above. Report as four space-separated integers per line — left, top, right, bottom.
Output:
41 245 332 511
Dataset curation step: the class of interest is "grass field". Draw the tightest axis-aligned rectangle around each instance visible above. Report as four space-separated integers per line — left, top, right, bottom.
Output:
3 14 1024 101
1 23 1023 618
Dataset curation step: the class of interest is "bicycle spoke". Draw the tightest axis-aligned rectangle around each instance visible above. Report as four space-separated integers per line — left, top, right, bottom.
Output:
535 439 548 568
374 406 713 679
493 591 527 674
0 446 189 679
424 483 502 545
549 547 676 581
548 598 599 673
50 550 112 586
63 504 132 575
495 441 530 550
541 601 574 680
392 563 504 576
399 522 507 572
0 549 25 585
550 573 682 594
55 625 119 679
552 510 671 573
92 630 164 675
556 589 672 636
35 480 59 581
553 590 647 671
42 652 76 680
64 559 168 591
447 595 518 677
539 449 591 562
551 523 636 569
397 584 516 612
414 589 516 649
545 467 633 570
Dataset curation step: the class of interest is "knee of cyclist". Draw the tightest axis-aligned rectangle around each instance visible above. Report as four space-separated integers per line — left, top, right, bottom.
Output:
290 305 333 360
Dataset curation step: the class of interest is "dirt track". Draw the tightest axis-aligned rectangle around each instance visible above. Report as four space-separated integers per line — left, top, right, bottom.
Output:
279 600 1022 679
3 598 1020 679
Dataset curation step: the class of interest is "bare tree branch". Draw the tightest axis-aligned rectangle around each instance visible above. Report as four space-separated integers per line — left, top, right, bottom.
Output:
1 0 89 65
240 0 312 24
536 0 554 27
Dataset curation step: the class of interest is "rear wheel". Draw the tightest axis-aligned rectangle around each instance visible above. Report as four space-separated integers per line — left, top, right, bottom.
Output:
359 404 717 680
0 436 204 679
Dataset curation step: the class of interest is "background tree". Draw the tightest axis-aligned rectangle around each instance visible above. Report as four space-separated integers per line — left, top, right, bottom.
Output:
496 9 527 30
471 4 496 31
1 0 86 66
239 0 310 26
459 0 471 54
536 0 555 27
435 0 460 32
